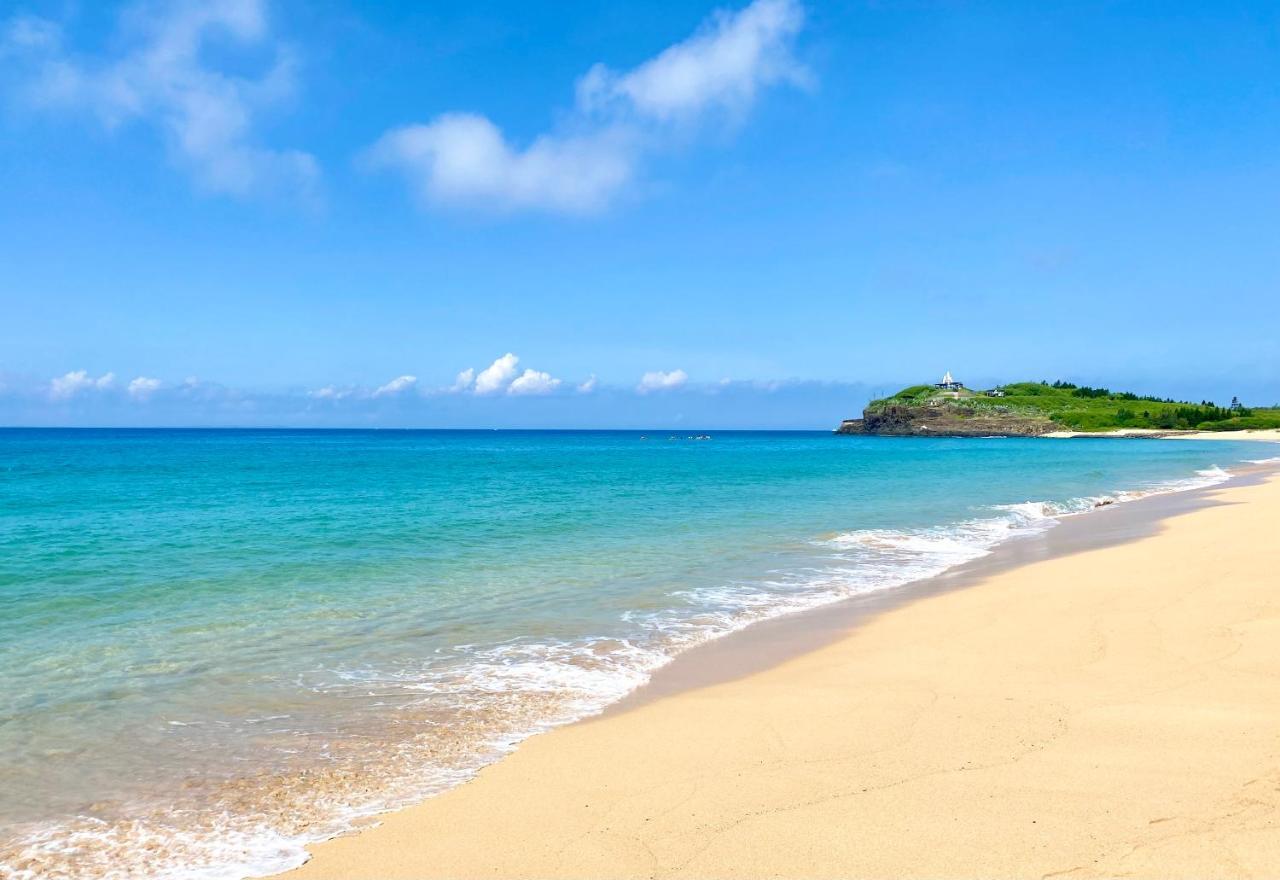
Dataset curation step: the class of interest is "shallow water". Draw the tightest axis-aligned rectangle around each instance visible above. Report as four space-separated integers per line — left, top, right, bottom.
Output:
0 429 1262 879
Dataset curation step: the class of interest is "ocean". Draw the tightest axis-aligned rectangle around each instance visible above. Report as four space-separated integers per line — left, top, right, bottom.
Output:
0 429 1266 880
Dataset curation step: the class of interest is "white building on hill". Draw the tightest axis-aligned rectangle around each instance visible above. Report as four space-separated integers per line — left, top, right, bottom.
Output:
935 371 964 391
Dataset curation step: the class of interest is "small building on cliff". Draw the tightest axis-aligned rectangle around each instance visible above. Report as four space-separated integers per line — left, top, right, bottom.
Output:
935 371 964 392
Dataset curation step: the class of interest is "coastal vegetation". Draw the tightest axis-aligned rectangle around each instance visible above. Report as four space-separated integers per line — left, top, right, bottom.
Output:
847 381 1280 434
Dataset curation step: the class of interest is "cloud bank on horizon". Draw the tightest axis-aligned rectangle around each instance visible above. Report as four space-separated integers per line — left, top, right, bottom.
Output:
26 355 691 407
2 359 875 429
364 0 808 213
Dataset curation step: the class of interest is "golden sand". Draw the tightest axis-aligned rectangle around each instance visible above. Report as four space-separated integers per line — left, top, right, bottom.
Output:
276 471 1280 879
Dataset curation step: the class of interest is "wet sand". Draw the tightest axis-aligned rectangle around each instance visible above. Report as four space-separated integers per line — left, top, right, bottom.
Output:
274 465 1280 879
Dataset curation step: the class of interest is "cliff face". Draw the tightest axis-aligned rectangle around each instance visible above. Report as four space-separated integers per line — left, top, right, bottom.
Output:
836 403 1061 437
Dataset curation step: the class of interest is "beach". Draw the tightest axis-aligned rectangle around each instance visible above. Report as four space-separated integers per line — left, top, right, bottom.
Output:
9 2 1278 875
4 432 1273 880
1045 429 1280 441
278 463 1280 879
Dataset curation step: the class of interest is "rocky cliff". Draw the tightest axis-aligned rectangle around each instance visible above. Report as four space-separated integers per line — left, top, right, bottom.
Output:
836 403 1062 437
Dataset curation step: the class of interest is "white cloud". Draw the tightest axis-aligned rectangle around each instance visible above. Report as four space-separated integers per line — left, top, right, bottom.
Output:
473 353 520 394
450 367 476 393
577 375 598 393
4 0 318 202
508 369 562 395
127 376 162 399
368 115 635 214
50 369 115 399
637 369 688 393
577 0 807 121
365 0 806 214
373 375 417 398
309 385 353 400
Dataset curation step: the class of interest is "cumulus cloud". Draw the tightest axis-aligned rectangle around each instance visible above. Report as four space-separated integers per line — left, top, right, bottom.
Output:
637 369 689 393
373 375 417 398
50 369 114 399
3 0 318 202
508 369 562 395
365 0 806 214
127 376 162 399
577 375 598 393
367 115 636 214
473 353 520 394
450 367 476 393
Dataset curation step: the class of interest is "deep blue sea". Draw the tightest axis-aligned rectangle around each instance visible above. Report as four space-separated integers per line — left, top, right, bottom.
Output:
0 429 1269 879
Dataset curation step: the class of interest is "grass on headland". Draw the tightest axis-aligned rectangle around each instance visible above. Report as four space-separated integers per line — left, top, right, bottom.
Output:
873 381 1280 432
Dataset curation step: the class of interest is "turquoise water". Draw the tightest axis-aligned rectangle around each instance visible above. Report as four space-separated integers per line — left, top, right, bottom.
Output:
0 429 1268 879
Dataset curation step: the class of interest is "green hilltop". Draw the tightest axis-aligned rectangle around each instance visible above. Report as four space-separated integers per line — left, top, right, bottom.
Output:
855 381 1280 434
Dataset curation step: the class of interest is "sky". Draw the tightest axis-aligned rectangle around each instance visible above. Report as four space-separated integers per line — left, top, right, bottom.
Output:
1 0 1278 428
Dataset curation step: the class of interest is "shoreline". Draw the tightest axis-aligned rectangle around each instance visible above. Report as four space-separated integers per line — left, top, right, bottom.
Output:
269 455 1280 880
1045 428 1280 441
606 461 1275 714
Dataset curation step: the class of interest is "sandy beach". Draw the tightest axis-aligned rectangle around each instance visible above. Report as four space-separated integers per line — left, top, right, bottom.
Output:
276 466 1280 880
1044 428 1280 441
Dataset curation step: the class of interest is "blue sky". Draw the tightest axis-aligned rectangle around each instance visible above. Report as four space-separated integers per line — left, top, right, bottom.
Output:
1 0 1278 427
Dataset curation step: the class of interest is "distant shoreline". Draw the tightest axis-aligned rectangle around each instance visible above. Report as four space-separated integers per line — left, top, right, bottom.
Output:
840 380 1280 436
1045 427 1280 441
